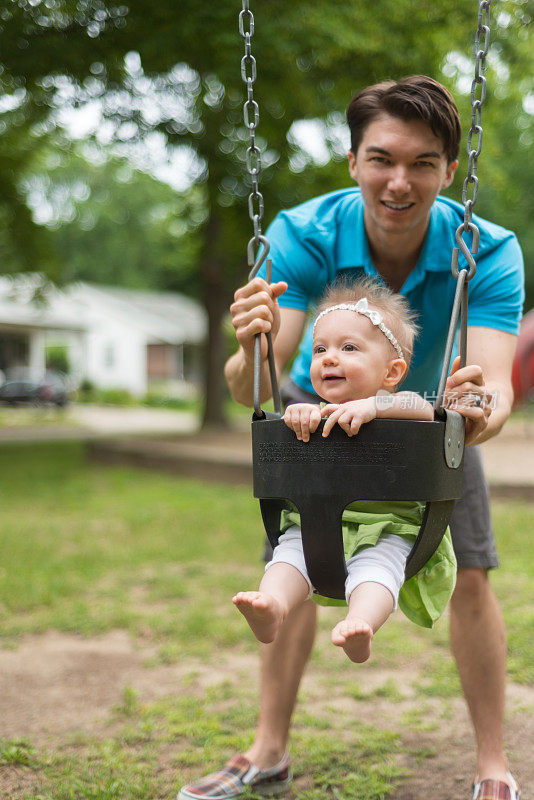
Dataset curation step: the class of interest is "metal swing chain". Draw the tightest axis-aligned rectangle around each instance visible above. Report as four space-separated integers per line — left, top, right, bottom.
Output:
463 0 491 229
435 0 491 414
239 0 281 417
239 0 264 251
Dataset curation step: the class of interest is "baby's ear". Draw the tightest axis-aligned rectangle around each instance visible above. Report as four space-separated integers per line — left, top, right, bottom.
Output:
383 358 407 389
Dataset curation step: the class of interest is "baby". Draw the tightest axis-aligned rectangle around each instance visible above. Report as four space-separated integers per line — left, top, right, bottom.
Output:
233 277 456 663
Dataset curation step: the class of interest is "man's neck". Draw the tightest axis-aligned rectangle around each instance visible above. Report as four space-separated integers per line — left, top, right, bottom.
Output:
364 213 428 293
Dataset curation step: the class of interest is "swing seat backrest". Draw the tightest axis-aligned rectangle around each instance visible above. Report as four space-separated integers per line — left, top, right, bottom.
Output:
252 413 464 600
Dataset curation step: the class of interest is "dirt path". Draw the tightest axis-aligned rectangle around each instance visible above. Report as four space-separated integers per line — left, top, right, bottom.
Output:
1 630 532 799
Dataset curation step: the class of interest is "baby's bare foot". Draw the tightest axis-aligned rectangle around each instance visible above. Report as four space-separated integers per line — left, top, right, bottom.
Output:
232 591 286 643
331 617 373 663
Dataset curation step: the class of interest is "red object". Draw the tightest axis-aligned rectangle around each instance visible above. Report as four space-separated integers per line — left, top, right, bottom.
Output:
511 308 534 406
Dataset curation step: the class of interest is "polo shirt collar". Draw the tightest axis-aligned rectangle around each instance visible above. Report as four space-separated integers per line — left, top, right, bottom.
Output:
417 202 458 272
337 192 457 292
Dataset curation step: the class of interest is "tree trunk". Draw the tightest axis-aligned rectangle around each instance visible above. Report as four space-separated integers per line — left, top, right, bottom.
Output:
200 208 232 429
202 286 230 428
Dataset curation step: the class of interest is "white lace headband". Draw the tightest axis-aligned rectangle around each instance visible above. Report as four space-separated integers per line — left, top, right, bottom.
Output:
313 298 405 360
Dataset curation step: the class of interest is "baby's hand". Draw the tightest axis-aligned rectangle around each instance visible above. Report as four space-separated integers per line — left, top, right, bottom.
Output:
283 403 322 442
322 399 376 437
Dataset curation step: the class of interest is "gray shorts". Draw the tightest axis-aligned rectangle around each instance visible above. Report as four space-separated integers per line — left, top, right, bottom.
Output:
263 380 498 570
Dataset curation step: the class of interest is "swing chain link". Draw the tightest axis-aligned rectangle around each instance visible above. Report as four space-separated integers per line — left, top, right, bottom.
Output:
239 0 265 260
461 0 491 232
450 0 491 283
238 2 281 417
437 0 491 413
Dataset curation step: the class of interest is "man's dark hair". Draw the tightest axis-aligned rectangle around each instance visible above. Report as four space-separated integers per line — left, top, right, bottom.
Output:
346 75 462 164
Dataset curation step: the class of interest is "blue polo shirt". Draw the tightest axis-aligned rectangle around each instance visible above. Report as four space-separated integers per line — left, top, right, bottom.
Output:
259 188 524 396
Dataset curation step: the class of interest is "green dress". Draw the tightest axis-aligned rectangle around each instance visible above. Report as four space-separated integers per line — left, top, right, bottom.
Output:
280 500 457 628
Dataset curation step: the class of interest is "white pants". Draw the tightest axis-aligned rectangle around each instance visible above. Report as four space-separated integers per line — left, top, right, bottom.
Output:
266 525 412 606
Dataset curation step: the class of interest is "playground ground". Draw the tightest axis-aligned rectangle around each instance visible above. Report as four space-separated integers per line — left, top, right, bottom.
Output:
0 410 532 799
2 626 533 799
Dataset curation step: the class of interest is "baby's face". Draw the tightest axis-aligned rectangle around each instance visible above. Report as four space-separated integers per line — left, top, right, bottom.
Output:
310 309 396 403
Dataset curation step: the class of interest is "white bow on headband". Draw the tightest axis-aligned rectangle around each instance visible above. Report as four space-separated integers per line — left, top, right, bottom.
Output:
313 298 405 360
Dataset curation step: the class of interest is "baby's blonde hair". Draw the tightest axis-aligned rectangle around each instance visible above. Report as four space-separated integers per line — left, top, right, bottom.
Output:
315 276 419 368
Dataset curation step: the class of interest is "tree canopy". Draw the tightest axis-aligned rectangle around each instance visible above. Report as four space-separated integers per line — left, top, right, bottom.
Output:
1 0 532 424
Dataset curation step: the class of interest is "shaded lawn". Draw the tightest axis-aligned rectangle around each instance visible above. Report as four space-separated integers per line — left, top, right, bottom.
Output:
0 442 533 799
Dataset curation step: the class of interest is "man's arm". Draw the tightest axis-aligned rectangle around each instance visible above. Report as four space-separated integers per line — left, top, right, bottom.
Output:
445 327 518 446
224 277 307 406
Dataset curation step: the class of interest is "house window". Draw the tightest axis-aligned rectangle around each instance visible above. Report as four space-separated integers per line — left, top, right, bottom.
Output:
146 343 182 380
103 344 115 368
0 333 29 372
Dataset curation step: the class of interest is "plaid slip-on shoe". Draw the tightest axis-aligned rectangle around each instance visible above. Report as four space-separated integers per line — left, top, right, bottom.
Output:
177 752 292 800
472 773 521 800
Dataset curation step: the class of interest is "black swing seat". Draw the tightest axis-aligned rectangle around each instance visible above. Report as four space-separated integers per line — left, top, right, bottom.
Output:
252 411 464 600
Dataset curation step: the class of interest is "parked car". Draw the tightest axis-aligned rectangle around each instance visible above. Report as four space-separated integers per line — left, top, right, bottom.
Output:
0 368 70 407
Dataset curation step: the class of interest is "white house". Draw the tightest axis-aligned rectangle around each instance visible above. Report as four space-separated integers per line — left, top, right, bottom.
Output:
0 275 86 380
0 275 207 397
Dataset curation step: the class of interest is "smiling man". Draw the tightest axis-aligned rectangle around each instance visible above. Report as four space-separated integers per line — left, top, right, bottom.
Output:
347 116 457 291
179 76 524 800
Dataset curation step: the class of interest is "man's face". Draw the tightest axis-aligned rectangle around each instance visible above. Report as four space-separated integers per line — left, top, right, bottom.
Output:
348 114 458 242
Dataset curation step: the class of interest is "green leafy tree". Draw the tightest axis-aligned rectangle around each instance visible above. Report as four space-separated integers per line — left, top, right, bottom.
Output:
1 0 532 424
31 149 203 293
0 94 56 274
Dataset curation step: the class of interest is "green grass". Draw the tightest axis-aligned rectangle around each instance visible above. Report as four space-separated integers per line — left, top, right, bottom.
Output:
0 739 36 768
1 701 403 800
0 442 260 649
0 405 76 428
0 442 533 798
346 678 406 703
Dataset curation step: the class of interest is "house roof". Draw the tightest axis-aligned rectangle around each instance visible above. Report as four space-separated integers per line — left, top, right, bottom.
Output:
0 275 87 332
67 283 207 344
0 275 207 344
